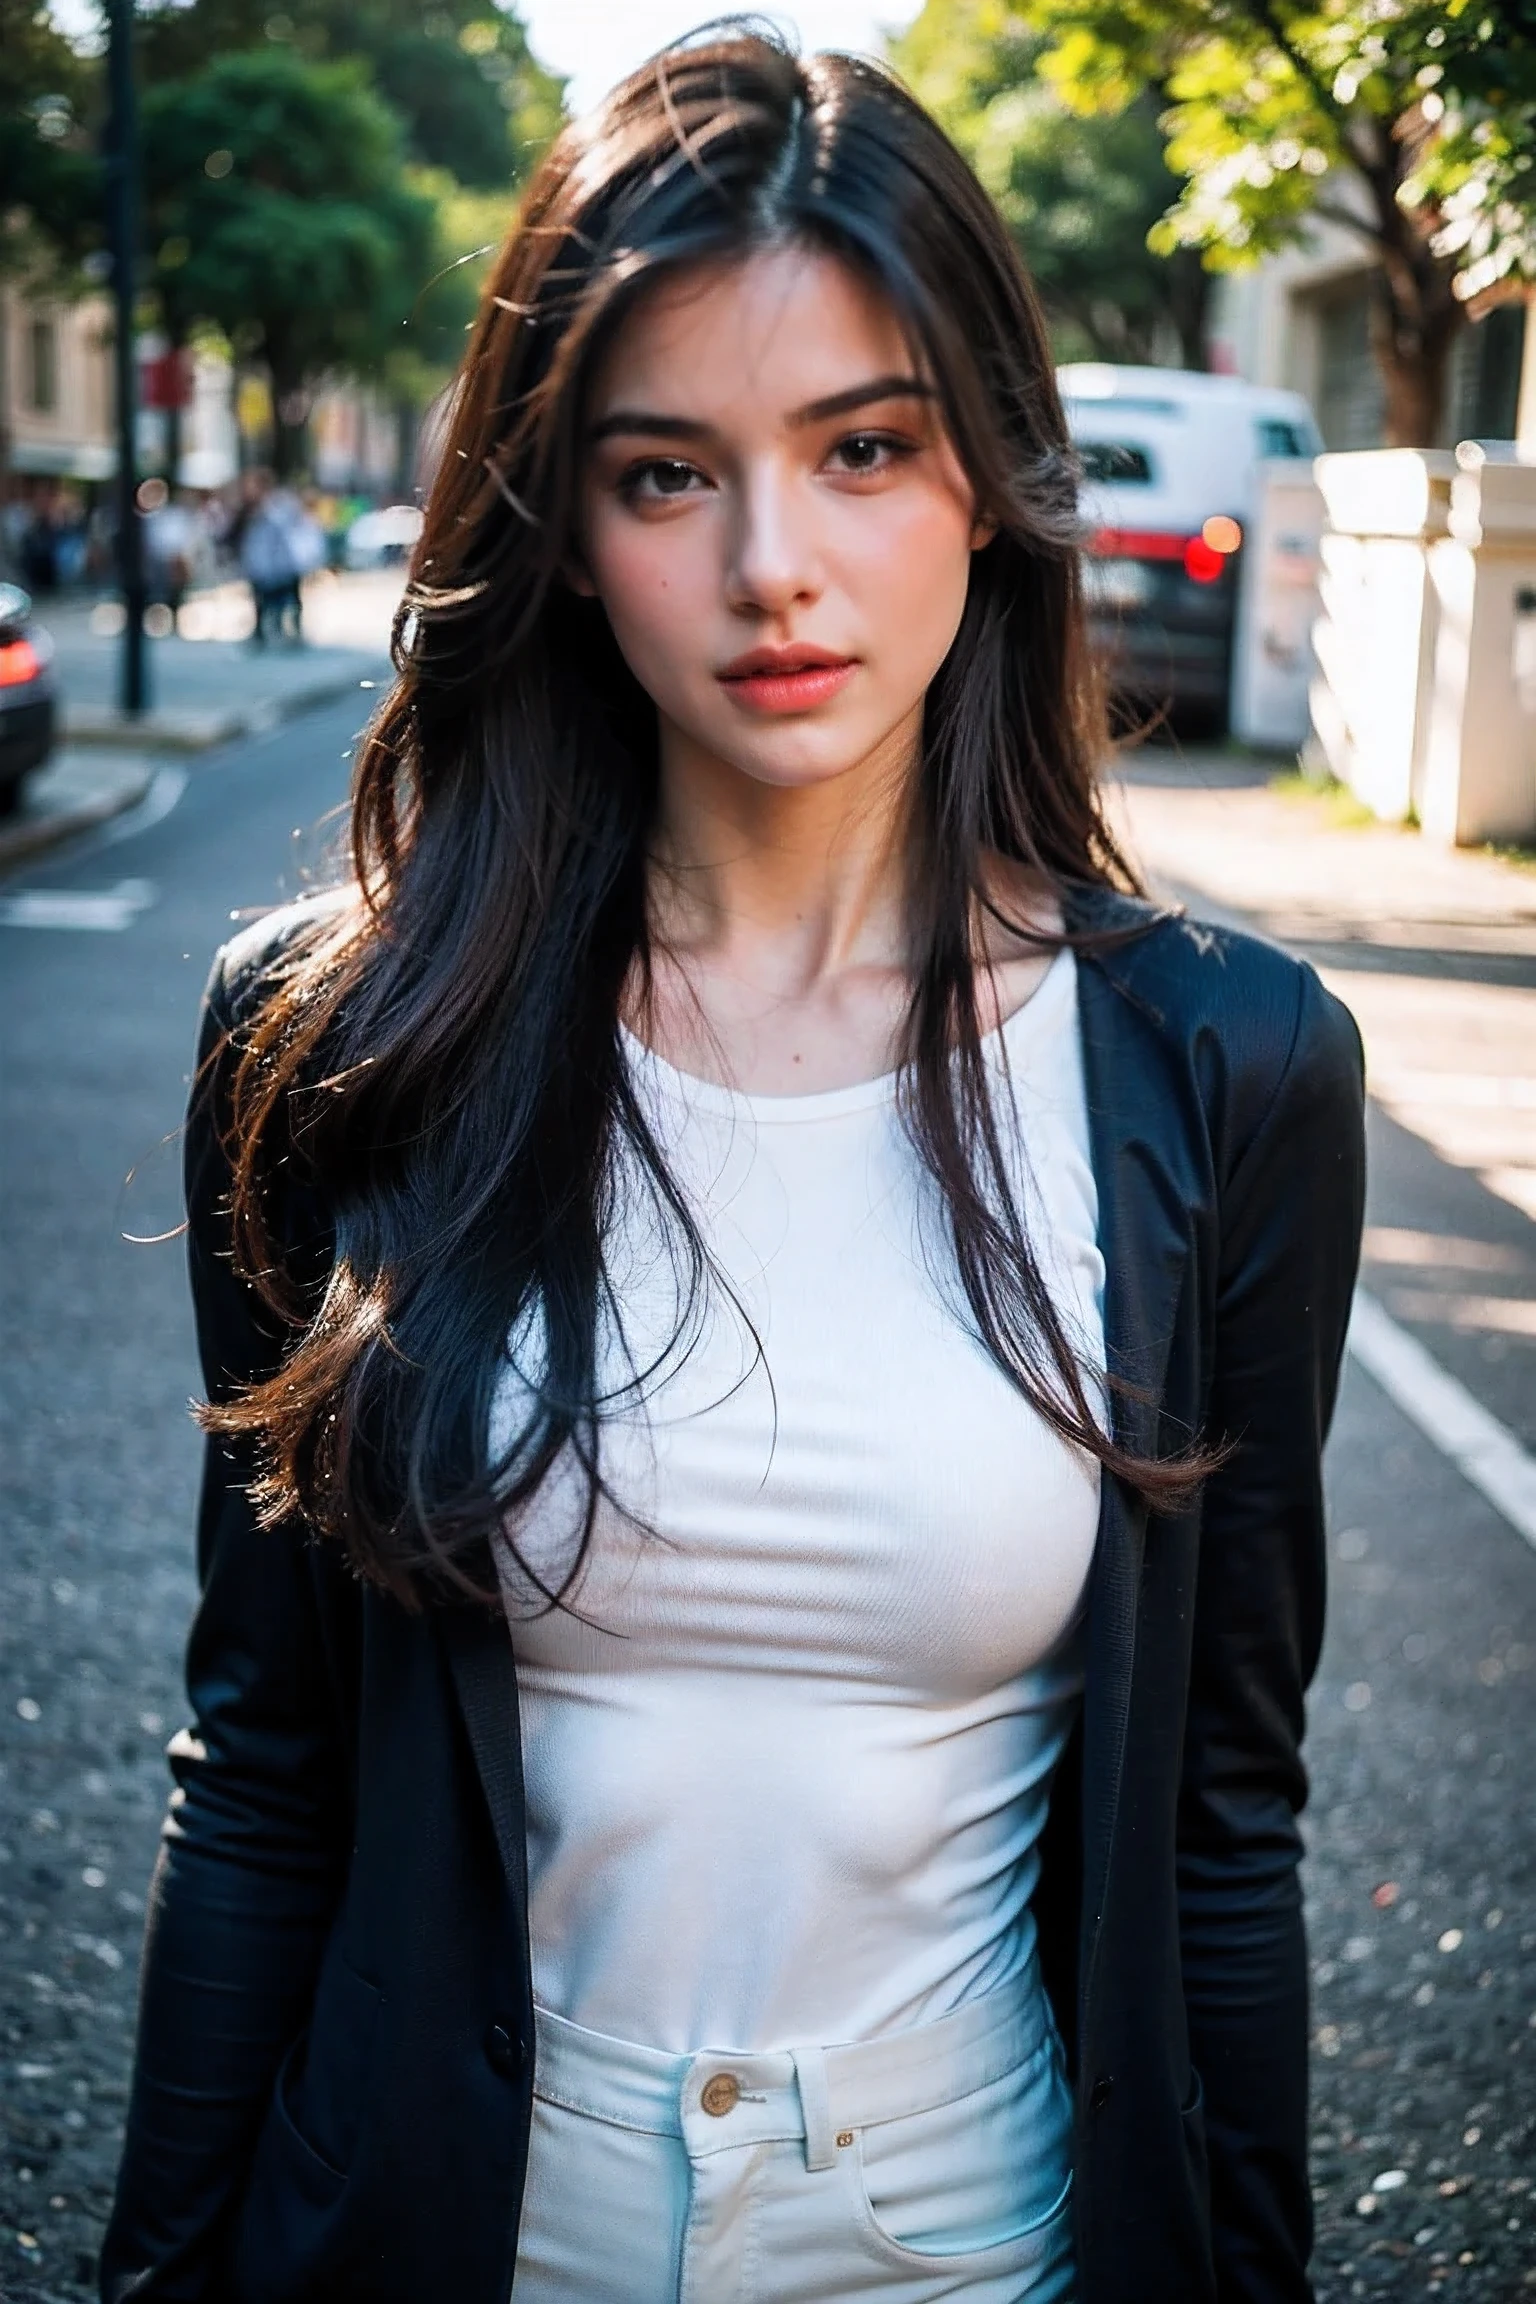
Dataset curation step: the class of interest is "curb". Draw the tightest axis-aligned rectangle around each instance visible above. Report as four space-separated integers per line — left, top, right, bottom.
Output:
2 664 382 876
60 664 380 752
0 764 157 873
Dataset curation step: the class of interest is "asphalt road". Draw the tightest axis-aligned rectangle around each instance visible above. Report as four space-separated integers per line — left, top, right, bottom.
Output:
1 702 1532 2303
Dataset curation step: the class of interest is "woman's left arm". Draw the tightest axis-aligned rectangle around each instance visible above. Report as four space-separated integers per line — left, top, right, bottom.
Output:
1179 963 1366 2303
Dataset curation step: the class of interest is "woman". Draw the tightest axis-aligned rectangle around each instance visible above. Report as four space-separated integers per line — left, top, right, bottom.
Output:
101 31 1364 2304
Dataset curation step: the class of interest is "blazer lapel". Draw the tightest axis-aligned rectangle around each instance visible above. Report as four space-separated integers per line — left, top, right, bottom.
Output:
441 1603 531 1945
1067 889 1190 2009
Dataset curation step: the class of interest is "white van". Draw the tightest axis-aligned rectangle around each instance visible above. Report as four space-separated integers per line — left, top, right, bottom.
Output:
1058 364 1322 730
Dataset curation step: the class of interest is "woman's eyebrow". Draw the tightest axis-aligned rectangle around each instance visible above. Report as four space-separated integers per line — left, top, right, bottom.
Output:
586 375 936 446
789 375 936 427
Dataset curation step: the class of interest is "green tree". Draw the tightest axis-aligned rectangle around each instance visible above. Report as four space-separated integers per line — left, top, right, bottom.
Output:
1003 0 1536 445
893 1 1211 366
0 0 100 277
0 0 102 516
141 48 440 473
138 0 565 191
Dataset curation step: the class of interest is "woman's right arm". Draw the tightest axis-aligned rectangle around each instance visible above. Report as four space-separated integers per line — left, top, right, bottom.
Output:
100 949 354 2303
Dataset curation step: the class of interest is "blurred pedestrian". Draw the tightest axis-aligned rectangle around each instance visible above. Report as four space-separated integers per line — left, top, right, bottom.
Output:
19 489 63 592
271 487 326 640
144 486 200 633
236 479 324 645
231 472 292 646
102 33 1366 2304
1 492 33 582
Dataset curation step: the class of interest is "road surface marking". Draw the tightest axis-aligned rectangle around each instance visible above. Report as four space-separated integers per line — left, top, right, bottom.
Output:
98 764 188 846
1348 1288 1536 1552
1385 1289 1536 1338
0 878 157 931
1370 1070 1536 1112
1482 1166 1536 1224
1362 1226 1526 1275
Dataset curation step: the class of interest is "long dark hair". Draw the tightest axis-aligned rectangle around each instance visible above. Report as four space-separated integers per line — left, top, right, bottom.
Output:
206 24 1194 1611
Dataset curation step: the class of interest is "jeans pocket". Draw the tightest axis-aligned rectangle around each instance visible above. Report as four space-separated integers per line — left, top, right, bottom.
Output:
854 2031 1075 2271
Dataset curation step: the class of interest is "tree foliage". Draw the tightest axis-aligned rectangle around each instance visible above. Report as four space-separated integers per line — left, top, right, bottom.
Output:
1007 0 1536 443
141 48 441 469
127 1 564 471
892 0 1211 365
137 0 565 191
0 0 101 287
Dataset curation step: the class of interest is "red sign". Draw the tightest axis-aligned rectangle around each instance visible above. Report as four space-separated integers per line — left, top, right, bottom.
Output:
141 349 193 410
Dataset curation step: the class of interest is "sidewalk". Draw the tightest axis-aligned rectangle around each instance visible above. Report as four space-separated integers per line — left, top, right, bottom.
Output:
1 569 397 872
1107 752 1536 961
1109 744 1536 1445
1109 748 1536 1228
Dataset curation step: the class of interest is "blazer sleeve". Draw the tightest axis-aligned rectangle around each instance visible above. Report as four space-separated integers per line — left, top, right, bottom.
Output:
1178 963 1366 2304
100 955 352 2303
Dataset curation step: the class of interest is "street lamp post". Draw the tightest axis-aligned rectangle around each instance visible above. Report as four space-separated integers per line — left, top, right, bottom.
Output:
105 0 148 716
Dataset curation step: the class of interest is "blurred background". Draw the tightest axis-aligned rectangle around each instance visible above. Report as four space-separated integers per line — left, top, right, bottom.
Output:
1 6 1533 2301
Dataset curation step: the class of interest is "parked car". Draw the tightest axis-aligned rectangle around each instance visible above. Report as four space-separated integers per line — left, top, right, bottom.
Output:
342 503 424 571
1060 364 1323 733
0 583 58 813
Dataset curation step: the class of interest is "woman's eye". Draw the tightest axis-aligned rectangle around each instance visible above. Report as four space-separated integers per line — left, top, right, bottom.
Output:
622 458 704 502
829 431 912 477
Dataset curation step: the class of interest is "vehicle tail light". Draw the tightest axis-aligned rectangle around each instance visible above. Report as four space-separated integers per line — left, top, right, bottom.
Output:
1091 518 1244 585
1184 515 1244 583
1092 528 1188 561
0 638 41 687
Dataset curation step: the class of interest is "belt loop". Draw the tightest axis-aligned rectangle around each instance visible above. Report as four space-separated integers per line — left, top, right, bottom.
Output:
791 2045 838 2173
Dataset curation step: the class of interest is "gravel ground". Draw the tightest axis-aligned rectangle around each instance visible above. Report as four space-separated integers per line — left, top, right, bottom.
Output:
1 933 204 2304
1303 1391 1534 2303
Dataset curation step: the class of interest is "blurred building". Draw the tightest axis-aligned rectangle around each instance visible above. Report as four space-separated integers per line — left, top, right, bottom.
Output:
3 280 412 577
1209 212 1528 449
309 385 405 495
0 285 115 491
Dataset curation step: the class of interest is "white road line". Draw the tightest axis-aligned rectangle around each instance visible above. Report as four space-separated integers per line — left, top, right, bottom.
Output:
97 764 189 847
0 878 157 931
1348 1287 1536 1553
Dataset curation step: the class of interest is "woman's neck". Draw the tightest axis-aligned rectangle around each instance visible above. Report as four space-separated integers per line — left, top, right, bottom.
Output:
646 707 918 1006
631 711 1061 1099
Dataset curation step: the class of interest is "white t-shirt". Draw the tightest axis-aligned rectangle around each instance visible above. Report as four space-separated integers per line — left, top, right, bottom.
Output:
494 946 1105 2054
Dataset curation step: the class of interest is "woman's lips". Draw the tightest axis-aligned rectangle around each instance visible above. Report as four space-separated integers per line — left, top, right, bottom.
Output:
717 659 857 714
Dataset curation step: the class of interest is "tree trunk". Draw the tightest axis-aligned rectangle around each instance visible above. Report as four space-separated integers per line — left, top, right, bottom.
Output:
393 393 419 499
164 322 185 487
0 284 13 577
267 346 309 480
1368 271 1463 446
1168 250 1212 372
1362 151 1466 448
271 397 307 478
1375 335 1451 449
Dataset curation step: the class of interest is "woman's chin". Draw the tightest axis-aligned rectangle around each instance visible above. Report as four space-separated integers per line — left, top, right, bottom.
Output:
667 710 915 800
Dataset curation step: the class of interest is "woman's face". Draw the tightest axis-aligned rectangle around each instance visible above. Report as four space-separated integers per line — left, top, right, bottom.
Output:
576 245 989 797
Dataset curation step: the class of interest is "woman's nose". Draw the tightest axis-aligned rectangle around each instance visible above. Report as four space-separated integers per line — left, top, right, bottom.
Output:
725 465 820 617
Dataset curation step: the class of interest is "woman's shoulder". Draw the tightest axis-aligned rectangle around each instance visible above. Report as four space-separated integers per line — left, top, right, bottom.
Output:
207 883 361 1029
1065 881 1365 1142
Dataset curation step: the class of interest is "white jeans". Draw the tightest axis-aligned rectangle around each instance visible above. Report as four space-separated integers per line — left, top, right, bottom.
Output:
512 1963 1077 2302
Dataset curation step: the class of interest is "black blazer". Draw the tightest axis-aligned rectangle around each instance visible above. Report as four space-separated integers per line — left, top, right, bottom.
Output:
101 883 1366 2304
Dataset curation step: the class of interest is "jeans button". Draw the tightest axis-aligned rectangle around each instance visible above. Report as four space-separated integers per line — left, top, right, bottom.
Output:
485 2021 524 2079
700 2072 741 2117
